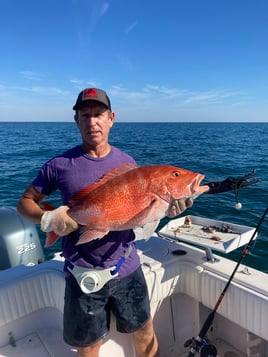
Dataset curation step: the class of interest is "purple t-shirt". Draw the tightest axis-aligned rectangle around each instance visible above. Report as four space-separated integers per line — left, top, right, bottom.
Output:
32 145 140 278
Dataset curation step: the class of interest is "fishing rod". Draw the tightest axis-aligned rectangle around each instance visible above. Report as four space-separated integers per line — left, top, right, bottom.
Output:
184 206 268 357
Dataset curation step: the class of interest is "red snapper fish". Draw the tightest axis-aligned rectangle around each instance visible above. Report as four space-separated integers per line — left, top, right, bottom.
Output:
45 163 209 246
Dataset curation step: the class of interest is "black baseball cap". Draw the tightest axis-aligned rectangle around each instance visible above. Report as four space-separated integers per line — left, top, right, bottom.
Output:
73 88 112 111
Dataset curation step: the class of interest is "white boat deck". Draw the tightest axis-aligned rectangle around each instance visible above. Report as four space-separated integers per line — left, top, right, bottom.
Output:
0 235 267 356
0 329 75 357
0 331 245 357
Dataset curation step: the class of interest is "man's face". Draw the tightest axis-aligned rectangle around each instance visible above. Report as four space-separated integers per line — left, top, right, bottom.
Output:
75 102 114 150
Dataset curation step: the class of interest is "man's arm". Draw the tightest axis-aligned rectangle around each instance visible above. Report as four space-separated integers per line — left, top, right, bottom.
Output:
17 185 79 236
17 185 47 223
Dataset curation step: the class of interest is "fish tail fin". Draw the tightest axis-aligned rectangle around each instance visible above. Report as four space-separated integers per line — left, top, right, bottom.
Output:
45 231 60 247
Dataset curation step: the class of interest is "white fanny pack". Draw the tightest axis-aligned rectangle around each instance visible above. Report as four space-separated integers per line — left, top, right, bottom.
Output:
66 245 133 294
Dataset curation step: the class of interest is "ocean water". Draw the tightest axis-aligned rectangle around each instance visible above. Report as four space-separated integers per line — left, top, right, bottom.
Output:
0 122 267 272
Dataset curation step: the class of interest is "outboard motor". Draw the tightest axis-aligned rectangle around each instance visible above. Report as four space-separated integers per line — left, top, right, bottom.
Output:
0 206 45 270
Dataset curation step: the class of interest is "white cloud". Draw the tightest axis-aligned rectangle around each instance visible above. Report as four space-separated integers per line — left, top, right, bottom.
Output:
109 84 247 109
20 71 43 81
70 79 86 86
100 2 109 16
0 84 72 102
125 22 137 34
73 1 110 47
143 85 189 98
70 79 101 89
0 79 250 122
183 89 244 105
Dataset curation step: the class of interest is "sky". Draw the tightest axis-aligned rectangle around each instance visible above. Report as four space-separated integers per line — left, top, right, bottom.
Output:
0 0 268 122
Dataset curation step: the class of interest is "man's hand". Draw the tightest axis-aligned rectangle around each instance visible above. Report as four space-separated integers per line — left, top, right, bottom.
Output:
167 198 193 218
41 206 79 236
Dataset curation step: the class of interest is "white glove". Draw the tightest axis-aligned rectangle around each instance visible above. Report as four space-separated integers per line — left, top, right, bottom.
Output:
41 206 79 236
167 198 194 218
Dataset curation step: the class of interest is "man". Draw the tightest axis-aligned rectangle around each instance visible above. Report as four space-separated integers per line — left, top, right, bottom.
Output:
17 88 192 357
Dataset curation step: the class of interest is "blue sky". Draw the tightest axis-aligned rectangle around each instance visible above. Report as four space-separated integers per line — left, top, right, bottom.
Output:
0 0 267 122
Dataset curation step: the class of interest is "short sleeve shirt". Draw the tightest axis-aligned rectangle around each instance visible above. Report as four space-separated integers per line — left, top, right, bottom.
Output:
32 145 140 278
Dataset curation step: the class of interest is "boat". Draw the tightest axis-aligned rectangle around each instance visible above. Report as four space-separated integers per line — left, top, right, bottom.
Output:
0 206 268 357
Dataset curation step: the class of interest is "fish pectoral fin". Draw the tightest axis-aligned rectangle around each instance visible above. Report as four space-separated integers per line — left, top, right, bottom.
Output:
76 228 109 245
134 220 160 241
45 231 60 247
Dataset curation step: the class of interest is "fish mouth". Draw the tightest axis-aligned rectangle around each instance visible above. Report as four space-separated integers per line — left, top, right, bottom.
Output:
191 174 210 198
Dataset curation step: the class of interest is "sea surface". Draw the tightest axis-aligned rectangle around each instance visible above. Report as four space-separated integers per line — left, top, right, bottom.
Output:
0 122 267 272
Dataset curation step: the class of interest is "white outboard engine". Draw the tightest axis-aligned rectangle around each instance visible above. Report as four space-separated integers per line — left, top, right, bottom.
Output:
0 206 45 270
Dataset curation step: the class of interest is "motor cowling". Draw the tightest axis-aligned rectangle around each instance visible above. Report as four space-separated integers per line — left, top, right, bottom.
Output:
0 206 45 270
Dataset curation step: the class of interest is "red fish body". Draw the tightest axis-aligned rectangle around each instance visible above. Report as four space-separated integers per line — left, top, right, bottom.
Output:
45 163 209 246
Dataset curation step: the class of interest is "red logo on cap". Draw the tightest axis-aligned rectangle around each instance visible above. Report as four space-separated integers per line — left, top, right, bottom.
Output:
83 88 97 99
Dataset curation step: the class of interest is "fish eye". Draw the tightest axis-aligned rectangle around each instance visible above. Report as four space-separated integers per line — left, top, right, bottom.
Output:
173 171 180 177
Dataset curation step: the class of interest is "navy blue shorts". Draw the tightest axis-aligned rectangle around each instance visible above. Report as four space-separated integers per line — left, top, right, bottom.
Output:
63 266 151 347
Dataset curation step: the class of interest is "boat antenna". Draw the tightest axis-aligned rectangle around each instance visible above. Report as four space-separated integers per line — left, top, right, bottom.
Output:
184 207 268 357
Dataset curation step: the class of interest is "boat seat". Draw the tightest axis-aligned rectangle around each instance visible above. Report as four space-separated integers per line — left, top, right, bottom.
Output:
0 262 65 348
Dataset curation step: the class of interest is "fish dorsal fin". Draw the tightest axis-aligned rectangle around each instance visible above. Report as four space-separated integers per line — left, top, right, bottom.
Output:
97 162 138 183
70 162 138 205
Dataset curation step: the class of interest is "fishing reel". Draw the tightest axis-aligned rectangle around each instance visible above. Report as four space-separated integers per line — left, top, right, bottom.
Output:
184 337 217 357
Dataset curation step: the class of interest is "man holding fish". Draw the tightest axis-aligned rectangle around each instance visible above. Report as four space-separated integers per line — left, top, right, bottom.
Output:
17 88 199 357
